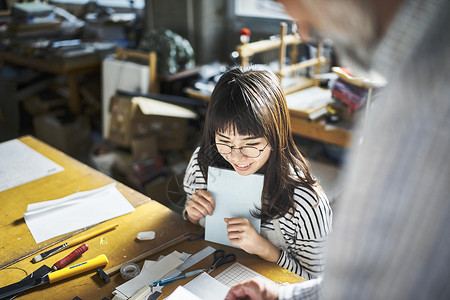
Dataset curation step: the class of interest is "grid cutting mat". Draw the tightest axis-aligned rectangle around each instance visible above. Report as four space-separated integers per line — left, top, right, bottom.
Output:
214 262 273 287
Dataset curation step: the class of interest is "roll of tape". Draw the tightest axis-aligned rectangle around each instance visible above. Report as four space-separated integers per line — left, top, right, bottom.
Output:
120 263 140 280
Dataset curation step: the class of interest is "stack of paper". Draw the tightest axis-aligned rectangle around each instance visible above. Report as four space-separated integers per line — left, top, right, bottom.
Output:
286 86 333 119
166 262 275 300
113 251 186 299
112 247 216 299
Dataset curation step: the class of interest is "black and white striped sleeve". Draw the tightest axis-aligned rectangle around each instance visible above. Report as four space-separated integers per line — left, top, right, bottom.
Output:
183 148 207 217
277 186 332 279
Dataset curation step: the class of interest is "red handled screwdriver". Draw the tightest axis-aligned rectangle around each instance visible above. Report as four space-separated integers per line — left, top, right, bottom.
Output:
51 244 89 271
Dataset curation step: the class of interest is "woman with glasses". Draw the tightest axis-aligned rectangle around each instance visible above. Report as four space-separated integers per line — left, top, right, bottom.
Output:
183 65 332 279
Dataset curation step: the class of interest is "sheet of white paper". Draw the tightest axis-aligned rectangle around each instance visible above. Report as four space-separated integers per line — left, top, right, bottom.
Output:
26 183 116 213
183 272 229 300
115 251 185 297
205 167 264 247
23 183 135 243
0 139 64 192
166 286 202 300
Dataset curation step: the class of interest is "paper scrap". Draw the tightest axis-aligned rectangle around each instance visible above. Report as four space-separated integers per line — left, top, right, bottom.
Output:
164 246 216 279
177 246 216 272
205 167 264 247
0 139 64 192
23 183 135 243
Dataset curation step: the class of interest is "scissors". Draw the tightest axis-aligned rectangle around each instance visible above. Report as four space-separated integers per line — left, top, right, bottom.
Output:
207 250 236 274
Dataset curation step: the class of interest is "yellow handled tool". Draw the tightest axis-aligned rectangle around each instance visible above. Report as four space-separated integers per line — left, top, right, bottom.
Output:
0 254 109 298
49 254 109 283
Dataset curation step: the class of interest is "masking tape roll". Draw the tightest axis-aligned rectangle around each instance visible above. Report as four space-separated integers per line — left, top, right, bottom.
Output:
120 263 140 280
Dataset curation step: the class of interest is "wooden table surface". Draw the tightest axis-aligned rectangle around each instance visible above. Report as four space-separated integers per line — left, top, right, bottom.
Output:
0 136 304 299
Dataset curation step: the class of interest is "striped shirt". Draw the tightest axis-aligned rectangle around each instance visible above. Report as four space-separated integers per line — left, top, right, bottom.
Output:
183 147 332 279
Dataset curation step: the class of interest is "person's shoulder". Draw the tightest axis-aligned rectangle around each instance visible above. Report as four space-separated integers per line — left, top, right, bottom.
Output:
193 146 200 156
188 147 201 162
293 185 329 209
186 147 202 171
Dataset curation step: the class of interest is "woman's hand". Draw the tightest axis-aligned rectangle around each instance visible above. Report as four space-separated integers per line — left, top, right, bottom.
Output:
225 217 281 262
185 190 215 224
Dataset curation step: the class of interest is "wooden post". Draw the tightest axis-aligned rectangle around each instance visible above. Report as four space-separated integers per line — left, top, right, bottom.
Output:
314 41 323 86
149 51 159 94
278 22 287 79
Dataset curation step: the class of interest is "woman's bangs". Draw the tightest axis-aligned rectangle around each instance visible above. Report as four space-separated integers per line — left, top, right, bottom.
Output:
211 111 264 138
210 100 264 138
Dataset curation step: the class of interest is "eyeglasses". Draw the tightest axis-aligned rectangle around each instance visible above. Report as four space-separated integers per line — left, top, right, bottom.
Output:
215 143 269 158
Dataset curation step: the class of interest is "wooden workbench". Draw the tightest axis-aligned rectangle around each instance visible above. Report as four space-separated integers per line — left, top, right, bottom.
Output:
0 136 304 299
0 51 100 115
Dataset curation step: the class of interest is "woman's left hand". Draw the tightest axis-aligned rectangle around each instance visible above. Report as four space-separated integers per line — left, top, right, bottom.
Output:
224 217 280 263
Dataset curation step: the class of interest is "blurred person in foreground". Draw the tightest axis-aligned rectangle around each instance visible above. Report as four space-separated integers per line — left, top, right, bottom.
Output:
225 0 450 299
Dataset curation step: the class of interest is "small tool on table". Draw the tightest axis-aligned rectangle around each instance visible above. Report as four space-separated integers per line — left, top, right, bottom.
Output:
52 243 88 270
207 250 236 274
32 223 118 263
2 244 89 299
152 269 205 286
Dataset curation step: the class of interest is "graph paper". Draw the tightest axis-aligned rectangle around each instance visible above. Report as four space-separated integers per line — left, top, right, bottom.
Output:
214 262 273 288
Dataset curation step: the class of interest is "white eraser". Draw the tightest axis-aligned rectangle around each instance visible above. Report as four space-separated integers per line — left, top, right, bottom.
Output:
137 231 155 240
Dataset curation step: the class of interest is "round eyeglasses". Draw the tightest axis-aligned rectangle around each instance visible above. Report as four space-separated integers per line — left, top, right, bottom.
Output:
215 143 269 158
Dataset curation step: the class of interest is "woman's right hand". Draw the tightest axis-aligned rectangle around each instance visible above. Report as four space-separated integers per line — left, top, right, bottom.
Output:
185 190 215 224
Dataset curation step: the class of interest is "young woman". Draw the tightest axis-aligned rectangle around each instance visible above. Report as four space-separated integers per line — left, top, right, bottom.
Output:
183 65 332 279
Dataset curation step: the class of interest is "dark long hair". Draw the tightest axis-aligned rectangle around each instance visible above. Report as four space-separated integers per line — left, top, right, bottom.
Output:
198 65 318 221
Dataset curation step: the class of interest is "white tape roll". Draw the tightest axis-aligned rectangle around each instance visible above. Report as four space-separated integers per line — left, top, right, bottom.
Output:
120 262 141 280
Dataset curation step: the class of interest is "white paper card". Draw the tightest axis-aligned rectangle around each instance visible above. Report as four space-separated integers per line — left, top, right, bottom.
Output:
23 183 135 243
0 139 64 192
205 167 264 247
183 272 230 300
166 286 202 300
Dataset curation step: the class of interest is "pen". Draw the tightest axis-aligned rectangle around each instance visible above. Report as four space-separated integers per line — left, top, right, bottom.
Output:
152 269 205 286
32 223 118 263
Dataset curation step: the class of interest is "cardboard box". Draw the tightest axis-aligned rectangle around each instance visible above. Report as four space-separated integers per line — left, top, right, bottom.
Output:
108 95 133 146
131 135 159 162
107 95 197 151
33 113 91 157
